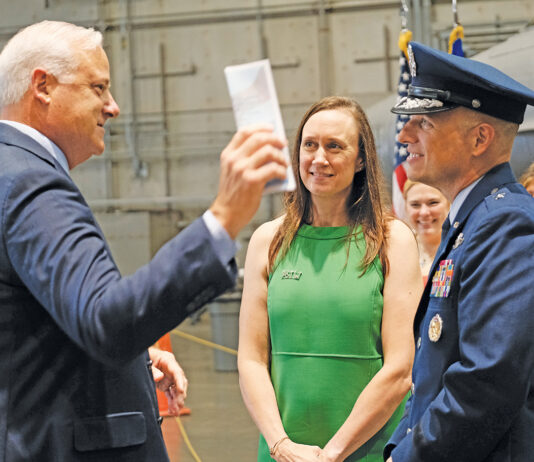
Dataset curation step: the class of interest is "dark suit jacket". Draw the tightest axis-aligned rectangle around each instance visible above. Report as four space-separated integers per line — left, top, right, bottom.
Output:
0 124 235 461
385 163 534 462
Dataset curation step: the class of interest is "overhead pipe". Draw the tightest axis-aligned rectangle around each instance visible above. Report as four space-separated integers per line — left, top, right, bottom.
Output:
422 0 432 46
256 0 269 59
255 0 279 220
318 0 332 98
88 195 215 212
120 0 148 179
95 1 401 32
159 42 172 202
412 0 423 43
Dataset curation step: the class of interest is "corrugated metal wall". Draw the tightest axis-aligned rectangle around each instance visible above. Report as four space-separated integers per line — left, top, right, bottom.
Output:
1 0 532 270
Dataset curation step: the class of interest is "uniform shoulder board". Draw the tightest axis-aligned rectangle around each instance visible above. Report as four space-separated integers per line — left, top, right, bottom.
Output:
484 185 532 210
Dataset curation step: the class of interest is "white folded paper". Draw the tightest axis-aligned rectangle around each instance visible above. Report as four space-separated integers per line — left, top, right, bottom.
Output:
224 59 296 194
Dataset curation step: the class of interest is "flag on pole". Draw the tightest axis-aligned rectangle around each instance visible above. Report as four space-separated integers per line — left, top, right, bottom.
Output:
448 24 464 57
392 29 412 219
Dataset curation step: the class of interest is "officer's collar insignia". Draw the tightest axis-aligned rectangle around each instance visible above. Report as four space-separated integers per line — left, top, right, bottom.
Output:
428 314 443 342
408 44 417 77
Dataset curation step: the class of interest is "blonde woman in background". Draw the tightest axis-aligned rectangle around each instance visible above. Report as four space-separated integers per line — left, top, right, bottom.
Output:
519 162 534 196
403 180 450 283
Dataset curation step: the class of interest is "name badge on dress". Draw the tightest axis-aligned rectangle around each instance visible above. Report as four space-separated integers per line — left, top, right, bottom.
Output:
430 259 454 298
281 270 302 280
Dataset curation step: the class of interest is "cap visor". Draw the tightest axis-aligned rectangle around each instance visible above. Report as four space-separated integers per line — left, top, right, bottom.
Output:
391 96 457 115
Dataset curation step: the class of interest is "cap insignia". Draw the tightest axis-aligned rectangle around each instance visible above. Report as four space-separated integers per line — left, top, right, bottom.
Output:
472 99 481 109
397 96 444 110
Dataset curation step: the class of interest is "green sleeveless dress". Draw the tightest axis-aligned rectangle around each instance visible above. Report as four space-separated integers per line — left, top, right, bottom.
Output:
257 225 406 461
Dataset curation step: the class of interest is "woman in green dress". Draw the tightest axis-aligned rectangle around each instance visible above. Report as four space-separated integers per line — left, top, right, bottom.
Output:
238 96 422 461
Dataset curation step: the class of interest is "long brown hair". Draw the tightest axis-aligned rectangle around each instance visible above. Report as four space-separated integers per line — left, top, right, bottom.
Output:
268 96 390 275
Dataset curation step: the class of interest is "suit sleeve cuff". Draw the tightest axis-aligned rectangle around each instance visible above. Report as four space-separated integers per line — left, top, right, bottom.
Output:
202 210 239 270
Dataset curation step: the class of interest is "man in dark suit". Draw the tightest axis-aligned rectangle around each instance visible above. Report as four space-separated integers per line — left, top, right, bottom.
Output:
0 20 288 461
384 43 534 462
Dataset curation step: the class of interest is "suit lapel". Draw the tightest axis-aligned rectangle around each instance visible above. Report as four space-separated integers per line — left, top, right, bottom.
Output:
0 123 62 172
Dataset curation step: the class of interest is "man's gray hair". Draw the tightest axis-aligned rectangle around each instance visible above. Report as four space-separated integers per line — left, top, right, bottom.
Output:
0 20 102 107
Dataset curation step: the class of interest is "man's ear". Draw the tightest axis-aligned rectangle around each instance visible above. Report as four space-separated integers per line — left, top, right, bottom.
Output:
31 68 54 105
471 123 495 157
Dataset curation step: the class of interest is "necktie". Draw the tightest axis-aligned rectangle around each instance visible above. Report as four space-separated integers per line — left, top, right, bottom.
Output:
434 216 451 259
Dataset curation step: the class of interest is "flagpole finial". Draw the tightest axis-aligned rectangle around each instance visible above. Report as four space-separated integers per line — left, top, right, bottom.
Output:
400 0 409 31
452 0 460 27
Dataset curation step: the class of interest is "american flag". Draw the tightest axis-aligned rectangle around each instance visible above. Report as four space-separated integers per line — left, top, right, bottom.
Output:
392 49 411 219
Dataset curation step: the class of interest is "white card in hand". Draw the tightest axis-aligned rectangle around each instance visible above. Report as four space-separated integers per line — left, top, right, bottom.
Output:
224 59 296 194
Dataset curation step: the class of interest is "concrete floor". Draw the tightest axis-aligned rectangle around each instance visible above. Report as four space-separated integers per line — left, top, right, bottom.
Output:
161 311 260 462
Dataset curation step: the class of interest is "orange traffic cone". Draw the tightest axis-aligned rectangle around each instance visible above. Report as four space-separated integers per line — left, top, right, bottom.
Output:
154 333 191 417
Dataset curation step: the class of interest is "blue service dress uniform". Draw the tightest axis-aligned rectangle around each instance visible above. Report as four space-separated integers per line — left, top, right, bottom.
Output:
385 162 534 461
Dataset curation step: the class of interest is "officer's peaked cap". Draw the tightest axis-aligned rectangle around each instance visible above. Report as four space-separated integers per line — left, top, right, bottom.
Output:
391 42 534 124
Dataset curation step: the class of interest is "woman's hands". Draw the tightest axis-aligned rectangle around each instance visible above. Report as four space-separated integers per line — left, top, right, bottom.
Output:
270 436 346 461
272 438 322 462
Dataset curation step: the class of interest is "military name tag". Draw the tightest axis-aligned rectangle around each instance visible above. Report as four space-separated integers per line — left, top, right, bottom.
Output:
428 314 443 342
430 259 454 298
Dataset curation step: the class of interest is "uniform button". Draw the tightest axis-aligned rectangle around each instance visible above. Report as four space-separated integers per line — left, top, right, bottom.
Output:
157 416 163 425
417 337 422 349
411 383 415 394
491 187 498 194
406 427 412 434
147 359 153 370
